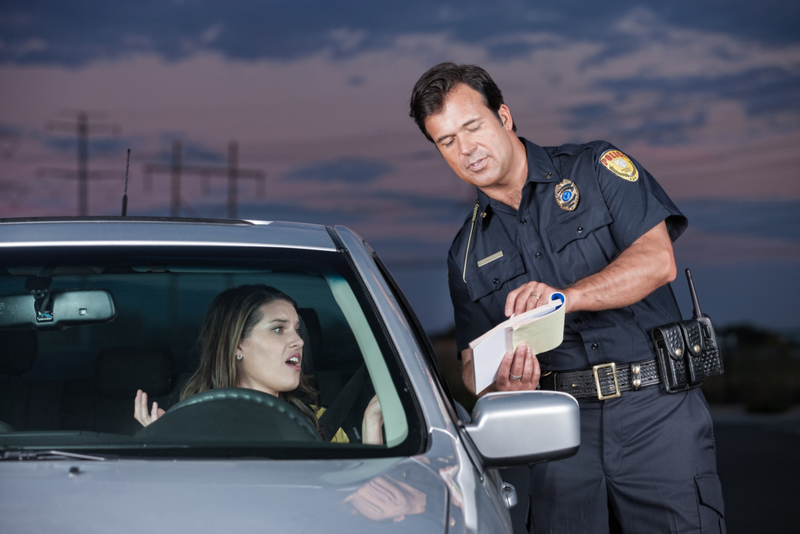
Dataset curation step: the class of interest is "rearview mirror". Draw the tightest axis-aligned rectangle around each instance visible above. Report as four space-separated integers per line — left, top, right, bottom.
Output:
0 289 116 329
463 390 580 468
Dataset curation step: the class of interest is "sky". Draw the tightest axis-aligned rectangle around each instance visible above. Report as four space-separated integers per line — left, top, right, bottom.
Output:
1 1 799 337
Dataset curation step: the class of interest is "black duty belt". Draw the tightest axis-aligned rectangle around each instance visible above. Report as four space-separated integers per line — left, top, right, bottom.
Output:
538 358 660 400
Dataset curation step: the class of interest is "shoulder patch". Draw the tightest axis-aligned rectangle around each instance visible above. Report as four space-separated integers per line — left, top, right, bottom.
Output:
599 150 639 182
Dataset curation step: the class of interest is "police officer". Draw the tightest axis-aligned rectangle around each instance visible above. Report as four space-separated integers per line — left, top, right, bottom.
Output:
409 63 725 533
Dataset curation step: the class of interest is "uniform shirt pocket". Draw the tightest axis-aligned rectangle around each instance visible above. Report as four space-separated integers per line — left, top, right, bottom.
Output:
546 200 616 283
466 248 526 302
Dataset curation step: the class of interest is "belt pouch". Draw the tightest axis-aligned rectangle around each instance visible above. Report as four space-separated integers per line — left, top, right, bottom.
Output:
696 315 723 377
651 322 691 393
652 268 723 392
678 320 706 387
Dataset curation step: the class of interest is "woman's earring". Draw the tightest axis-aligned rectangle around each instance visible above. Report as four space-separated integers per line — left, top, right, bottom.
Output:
236 353 243 360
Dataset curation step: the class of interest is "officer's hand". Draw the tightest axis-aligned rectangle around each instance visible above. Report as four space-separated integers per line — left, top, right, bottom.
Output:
495 343 540 391
505 280 562 317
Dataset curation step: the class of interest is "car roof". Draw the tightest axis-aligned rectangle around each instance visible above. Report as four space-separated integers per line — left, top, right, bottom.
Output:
0 217 338 252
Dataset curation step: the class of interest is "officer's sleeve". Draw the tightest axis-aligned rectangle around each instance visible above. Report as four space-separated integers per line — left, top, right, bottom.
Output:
593 142 688 249
447 254 495 358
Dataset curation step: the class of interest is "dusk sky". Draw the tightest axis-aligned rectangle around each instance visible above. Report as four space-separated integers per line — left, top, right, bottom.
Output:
1 1 799 336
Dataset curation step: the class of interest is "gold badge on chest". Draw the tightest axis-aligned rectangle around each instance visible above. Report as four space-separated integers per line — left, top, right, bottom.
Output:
554 179 580 211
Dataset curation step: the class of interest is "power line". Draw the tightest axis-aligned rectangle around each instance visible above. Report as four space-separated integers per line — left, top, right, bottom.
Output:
36 111 122 216
143 140 265 218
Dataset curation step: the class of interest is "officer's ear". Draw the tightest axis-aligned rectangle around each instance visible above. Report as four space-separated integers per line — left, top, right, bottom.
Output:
497 104 513 132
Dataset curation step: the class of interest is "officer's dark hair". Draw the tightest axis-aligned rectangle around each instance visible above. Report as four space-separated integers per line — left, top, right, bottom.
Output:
409 62 515 143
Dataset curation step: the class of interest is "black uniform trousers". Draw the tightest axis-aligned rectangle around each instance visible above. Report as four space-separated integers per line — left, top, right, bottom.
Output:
528 385 725 533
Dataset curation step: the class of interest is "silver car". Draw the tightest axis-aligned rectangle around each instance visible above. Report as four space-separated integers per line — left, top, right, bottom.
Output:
0 217 579 534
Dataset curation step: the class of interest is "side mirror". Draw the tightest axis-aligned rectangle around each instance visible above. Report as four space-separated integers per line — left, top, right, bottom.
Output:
463 391 580 468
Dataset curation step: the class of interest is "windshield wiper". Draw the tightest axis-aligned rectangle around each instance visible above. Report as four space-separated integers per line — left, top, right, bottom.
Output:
2 450 108 461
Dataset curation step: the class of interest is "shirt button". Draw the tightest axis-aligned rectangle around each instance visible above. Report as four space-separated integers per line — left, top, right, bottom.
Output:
577 226 584 234
521 219 527 225
493 278 499 285
591 343 598 350
574 318 583 325
535 252 543 259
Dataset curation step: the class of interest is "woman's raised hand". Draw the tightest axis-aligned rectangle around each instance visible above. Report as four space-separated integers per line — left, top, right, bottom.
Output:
362 394 384 445
134 389 165 427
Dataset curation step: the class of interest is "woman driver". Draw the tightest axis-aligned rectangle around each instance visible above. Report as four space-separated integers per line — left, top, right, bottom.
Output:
134 284 384 445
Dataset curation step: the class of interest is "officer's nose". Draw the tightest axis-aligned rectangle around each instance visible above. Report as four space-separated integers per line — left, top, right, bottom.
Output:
461 138 477 156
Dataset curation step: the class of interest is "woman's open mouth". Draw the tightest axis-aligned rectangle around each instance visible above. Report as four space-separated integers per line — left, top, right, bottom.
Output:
285 353 302 371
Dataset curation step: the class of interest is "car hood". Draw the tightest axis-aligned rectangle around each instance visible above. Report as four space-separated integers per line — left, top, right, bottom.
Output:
0 456 449 534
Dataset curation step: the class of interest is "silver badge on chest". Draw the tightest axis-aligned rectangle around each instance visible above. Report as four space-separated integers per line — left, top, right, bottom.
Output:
554 179 580 211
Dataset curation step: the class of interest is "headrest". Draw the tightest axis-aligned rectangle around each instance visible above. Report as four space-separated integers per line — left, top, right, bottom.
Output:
0 330 37 375
95 346 173 398
298 308 321 375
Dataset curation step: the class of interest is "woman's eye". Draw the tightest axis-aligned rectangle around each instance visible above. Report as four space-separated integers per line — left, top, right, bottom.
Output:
273 327 284 334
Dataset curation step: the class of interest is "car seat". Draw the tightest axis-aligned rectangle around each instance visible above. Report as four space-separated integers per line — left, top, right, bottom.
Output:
0 330 63 431
60 346 175 435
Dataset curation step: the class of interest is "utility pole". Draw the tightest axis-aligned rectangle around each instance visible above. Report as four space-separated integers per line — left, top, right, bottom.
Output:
37 111 122 216
144 140 264 218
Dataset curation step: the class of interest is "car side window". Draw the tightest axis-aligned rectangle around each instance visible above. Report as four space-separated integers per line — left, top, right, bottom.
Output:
371 253 465 423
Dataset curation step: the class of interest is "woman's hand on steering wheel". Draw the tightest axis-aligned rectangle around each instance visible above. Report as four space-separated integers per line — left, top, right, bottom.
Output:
362 394 384 445
134 389 165 427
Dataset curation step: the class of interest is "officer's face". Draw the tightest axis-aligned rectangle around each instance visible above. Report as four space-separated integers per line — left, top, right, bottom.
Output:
423 84 519 192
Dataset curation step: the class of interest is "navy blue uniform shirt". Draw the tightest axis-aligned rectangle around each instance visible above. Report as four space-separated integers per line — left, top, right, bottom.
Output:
447 138 688 372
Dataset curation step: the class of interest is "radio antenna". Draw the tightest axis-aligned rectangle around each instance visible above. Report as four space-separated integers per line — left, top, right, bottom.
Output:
121 148 130 216
686 268 703 318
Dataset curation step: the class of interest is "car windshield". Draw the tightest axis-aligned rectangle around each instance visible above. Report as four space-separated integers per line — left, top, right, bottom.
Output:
0 244 421 459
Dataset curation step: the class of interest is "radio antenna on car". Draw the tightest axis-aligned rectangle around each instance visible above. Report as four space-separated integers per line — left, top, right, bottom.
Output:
121 148 131 216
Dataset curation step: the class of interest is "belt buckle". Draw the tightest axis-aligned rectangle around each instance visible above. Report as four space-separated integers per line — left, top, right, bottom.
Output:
593 362 621 400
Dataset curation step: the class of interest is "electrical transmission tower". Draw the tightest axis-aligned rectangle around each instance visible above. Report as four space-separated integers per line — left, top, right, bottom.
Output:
37 111 122 216
144 140 265 218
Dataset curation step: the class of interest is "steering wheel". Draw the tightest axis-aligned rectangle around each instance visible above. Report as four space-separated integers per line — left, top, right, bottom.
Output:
135 387 322 442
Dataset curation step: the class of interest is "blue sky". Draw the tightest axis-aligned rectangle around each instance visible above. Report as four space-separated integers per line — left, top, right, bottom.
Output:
1 1 799 335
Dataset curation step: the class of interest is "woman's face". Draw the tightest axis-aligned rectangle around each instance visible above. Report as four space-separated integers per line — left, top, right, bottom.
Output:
235 299 304 397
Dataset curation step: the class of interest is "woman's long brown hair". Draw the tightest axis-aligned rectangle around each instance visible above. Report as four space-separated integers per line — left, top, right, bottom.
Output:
180 284 320 434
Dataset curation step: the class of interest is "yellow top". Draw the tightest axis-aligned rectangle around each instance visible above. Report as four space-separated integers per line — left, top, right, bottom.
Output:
315 407 349 444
